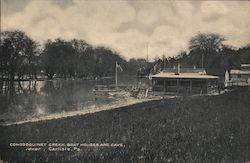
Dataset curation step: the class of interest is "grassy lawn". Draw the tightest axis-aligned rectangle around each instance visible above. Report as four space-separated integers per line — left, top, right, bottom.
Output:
0 87 249 162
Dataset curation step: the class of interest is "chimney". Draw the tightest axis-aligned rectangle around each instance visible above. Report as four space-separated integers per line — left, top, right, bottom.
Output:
174 63 180 75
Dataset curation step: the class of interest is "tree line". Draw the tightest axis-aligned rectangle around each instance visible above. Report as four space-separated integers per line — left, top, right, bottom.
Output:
152 33 250 75
1 30 250 83
0 30 126 82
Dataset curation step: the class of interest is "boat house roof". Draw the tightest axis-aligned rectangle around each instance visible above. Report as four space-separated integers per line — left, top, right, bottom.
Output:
152 72 219 79
230 69 250 75
152 67 219 79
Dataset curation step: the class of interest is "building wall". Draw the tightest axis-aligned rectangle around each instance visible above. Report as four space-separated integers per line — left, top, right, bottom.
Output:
152 78 218 94
231 74 250 79
228 74 250 86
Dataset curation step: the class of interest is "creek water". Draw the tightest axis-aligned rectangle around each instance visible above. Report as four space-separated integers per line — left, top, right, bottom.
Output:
0 76 151 124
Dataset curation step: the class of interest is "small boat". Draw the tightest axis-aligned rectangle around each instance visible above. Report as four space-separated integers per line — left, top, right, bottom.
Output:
93 62 129 96
93 85 121 95
93 62 124 96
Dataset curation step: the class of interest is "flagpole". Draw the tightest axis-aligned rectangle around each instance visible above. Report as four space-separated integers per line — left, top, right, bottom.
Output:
115 62 118 90
147 43 149 62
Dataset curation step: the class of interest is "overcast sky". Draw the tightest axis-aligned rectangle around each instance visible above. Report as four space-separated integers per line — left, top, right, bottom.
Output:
1 0 250 60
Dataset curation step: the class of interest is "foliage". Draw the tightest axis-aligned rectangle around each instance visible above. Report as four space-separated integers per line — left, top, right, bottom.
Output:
0 30 39 80
42 39 77 79
41 39 126 79
189 33 225 53
157 33 250 74
125 58 151 76
1 30 250 80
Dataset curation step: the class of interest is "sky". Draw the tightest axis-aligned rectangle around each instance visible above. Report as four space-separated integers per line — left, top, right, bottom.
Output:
1 0 250 60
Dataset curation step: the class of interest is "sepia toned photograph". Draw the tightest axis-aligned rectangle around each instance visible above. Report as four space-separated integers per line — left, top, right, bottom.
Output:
0 0 249 162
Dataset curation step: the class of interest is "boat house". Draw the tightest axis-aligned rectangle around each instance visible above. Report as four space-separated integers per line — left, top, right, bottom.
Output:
225 64 250 87
152 66 219 94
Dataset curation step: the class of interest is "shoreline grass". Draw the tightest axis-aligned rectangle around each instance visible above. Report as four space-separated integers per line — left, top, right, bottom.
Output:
0 87 249 162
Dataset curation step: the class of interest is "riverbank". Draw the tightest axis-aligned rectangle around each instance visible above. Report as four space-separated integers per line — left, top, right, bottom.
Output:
0 96 161 126
0 87 249 162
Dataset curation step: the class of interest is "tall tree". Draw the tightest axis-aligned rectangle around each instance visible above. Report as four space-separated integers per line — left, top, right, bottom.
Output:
71 39 91 78
92 46 125 77
189 33 225 68
0 30 38 81
42 39 77 79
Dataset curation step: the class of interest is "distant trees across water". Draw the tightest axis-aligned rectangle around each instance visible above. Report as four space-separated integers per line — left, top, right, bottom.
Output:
42 38 125 79
153 33 250 75
1 30 126 81
1 30 250 82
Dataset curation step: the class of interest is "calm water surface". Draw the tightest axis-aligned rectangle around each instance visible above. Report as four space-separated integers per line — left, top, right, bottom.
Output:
0 76 151 123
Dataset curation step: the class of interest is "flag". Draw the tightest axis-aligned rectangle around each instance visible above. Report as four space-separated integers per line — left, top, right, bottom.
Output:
116 63 123 72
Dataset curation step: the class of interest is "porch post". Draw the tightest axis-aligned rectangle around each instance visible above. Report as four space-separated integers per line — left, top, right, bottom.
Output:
177 78 179 94
164 79 166 92
152 78 154 91
206 79 208 94
190 79 192 94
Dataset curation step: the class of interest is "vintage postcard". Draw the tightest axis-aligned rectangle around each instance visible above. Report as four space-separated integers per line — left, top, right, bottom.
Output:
0 0 249 162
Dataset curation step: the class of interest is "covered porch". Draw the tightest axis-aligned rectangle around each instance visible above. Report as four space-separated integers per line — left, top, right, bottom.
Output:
152 77 218 94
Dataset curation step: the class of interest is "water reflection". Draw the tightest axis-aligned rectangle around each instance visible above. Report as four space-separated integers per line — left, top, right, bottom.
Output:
0 76 151 123
0 80 98 123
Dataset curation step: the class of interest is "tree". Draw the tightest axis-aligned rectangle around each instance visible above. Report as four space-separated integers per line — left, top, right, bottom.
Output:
238 44 250 64
189 33 225 68
71 39 92 78
125 58 151 76
0 30 38 81
42 39 77 79
41 38 126 79
92 46 125 77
